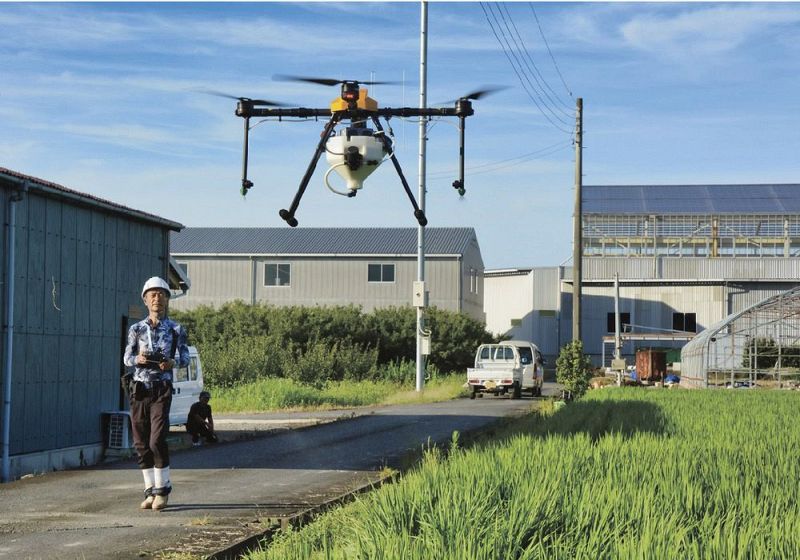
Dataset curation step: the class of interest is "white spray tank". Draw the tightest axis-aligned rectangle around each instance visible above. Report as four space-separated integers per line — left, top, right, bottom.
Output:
324 127 390 194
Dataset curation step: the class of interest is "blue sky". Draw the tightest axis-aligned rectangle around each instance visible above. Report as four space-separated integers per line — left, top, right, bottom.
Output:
2 2 799 269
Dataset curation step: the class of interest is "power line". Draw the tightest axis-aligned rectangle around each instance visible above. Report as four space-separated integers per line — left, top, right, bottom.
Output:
498 3 572 117
485 3 570 128
428 140 572 180
480 2 573 135
529 3 573 100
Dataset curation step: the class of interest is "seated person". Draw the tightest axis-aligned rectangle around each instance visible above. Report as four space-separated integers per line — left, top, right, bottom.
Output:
186 391 218 446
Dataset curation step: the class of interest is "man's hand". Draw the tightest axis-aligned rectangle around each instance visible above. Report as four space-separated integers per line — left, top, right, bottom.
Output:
159 359 176 371
136 354 148 365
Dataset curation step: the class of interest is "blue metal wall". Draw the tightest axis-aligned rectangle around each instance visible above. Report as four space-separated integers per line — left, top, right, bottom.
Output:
2 185 170 455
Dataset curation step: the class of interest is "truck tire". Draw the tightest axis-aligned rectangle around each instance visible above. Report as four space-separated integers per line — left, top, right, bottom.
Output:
512 381 521 399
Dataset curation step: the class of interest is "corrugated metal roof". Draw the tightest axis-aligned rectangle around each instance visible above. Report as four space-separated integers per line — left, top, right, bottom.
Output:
0 167 183 229
171 227 478 256
584 184 800 215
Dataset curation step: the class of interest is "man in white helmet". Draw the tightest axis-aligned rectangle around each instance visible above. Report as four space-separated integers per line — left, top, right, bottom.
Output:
123 276 189 511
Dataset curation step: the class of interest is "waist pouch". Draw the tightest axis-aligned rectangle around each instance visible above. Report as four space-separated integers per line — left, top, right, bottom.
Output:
130 380 171 399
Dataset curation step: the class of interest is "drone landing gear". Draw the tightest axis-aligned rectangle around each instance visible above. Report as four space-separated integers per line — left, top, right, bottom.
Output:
279 114 343 227
279 113 427 228
370 117 427 227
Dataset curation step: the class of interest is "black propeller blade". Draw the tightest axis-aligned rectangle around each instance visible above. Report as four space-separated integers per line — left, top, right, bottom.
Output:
193 88 290 106
436 85 509 105
273 74 400 87
461 85 509 100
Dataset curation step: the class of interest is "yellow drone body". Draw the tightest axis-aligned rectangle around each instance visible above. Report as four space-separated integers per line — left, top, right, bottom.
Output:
329 88 378 112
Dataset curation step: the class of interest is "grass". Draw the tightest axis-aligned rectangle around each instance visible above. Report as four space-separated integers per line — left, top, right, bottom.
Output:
209 374 469 414
244 388 800 559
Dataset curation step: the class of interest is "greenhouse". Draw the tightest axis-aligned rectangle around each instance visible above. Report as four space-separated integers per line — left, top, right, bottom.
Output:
681 285 800 387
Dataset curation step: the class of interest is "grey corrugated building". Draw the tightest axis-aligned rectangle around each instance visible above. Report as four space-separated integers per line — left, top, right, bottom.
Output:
0 168 184 481
485 184 800 367
170 227 485 321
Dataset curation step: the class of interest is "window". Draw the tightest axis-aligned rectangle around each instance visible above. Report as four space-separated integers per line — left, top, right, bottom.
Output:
607 312 631 333
480 347 491 360
673 312 697 333
173 356 198 382
265 263 291 287
368 263 395 283
468 268 480 294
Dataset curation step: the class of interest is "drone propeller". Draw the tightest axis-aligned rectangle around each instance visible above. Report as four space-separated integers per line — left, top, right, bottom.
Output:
273 74 400 87
193 88 290 106
437 85 509 105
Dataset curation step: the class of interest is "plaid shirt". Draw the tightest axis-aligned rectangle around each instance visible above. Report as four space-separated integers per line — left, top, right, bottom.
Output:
123 316 189 383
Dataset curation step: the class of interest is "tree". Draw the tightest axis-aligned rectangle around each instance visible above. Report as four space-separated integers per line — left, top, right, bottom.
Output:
555 340 593 400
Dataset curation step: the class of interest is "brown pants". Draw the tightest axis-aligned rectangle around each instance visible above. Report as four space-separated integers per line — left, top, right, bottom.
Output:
130 382 173 469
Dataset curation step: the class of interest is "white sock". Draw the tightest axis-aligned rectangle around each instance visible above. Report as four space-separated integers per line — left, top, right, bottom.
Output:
154 466 171 489
142 468 155 490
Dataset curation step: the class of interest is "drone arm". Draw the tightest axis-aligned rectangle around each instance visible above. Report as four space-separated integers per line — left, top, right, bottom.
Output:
370 116 427 227
453 116 466 196
241 117 253 196
279 113 343 227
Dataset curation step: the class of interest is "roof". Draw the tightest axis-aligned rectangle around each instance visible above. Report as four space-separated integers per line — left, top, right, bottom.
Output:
484 268 532 277
583 184 800 215
171 227 478 256
0 167 183 230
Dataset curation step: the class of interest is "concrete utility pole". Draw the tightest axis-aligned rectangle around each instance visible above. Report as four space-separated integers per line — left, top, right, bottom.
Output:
415 0 428 392
572 97 583 342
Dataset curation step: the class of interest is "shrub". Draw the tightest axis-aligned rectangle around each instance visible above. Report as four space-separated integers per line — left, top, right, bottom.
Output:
172 303 496 384
555 340 593 400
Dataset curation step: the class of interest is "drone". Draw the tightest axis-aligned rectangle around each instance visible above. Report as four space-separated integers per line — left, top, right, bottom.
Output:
221 75 497 227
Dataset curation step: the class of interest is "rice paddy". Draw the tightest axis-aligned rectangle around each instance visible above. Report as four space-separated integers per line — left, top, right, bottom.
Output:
248 388 800 559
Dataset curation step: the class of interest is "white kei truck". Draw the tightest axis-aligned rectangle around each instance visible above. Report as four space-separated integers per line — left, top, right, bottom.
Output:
467 341 545 399
168 345 204 426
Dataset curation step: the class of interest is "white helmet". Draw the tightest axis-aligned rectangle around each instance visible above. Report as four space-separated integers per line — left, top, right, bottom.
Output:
141 276 171 299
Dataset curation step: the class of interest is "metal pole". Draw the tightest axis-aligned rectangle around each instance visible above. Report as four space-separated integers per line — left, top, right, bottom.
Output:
572 98 583 342
2 186 24 482
416 0 428 392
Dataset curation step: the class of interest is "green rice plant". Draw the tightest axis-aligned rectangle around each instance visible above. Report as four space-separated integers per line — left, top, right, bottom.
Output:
246 388 800 559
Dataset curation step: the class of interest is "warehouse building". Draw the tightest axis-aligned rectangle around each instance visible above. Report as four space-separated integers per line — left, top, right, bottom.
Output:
485 184 800 368
0 168 185 481
170 227 485 322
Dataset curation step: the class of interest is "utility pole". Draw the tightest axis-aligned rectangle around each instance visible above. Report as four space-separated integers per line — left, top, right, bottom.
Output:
572 97 583 342
415 0 428 392
614 273 622 386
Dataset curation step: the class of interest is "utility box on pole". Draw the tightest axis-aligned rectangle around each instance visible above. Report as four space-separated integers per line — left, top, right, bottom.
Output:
412 281 428 308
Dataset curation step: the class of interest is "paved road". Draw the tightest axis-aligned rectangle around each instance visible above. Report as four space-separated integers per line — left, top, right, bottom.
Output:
0 390 552 560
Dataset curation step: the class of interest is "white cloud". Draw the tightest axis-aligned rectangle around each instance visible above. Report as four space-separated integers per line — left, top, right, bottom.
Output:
620 5 800 58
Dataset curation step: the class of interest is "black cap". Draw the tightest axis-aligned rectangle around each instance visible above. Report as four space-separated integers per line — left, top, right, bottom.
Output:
199 391 211 399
